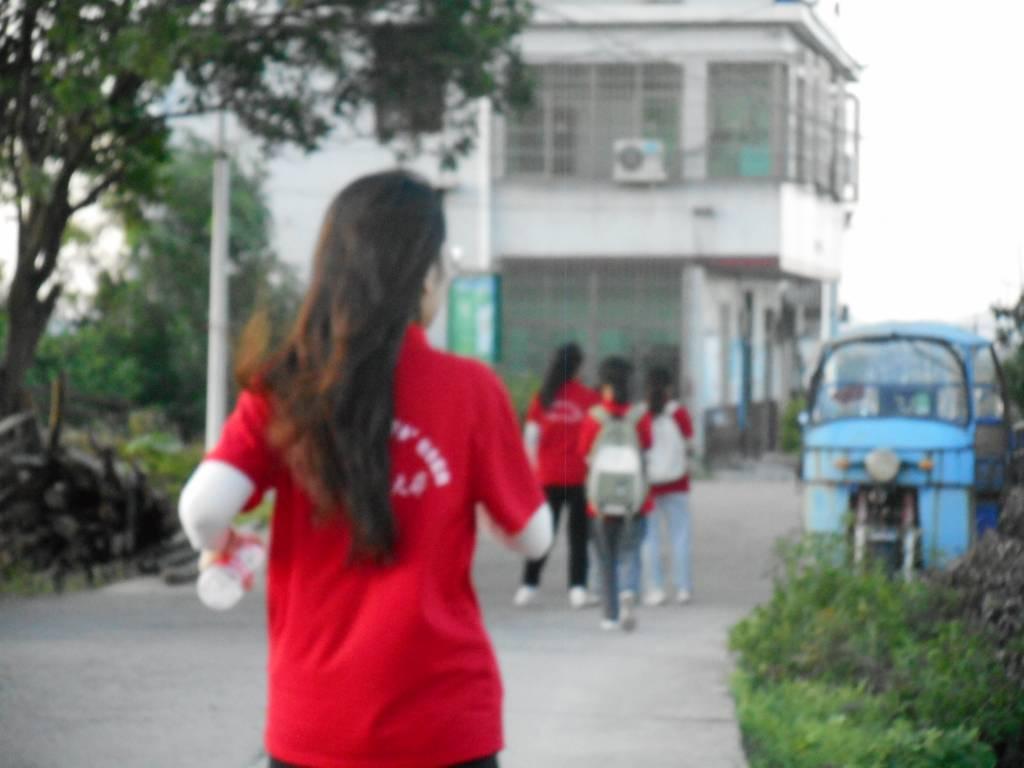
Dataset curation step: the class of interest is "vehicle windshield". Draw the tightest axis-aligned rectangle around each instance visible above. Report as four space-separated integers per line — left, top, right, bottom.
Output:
811 338 968 424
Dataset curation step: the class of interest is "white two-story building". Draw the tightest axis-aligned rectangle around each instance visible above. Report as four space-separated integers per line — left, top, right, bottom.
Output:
263 0 861 459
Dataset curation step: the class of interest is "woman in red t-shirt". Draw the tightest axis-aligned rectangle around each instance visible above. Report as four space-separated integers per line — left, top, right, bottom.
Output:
515 343 600 609
641 366 695 607
178 171 552 768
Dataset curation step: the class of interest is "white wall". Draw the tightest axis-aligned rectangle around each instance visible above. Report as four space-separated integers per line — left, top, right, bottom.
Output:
522 22 799 63
263 134 472 277
449 181 782 260
779 183 846 280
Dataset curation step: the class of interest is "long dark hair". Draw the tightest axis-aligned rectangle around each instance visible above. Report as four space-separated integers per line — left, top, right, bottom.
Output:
646 366 673 416
539 342 583 409
598 356 633 406
238 170 445 562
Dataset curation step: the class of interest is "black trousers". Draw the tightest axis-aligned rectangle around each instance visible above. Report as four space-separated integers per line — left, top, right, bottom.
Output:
269 755 497 768
521 484 588 589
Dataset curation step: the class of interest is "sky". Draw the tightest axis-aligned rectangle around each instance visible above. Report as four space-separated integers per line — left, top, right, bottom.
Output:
835 0 1024 329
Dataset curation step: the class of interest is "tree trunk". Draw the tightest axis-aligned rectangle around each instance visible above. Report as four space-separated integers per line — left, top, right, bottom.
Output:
0 223 62 416
1 283 50 415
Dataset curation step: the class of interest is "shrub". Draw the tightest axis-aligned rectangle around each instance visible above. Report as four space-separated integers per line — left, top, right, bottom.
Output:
730 536 913 688
734 673 995 768
889 621 1024 750
780 395 807 454
119 432 204 499
730 535 1024 765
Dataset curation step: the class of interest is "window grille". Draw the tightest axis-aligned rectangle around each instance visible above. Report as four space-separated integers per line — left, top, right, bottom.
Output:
505 59 857 198
505 63 683 181
500 259 683 381
708 62 788 179
790 68 859 200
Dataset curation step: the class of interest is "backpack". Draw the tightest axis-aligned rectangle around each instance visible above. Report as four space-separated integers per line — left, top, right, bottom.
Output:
586 405 648 516
646 401 687 485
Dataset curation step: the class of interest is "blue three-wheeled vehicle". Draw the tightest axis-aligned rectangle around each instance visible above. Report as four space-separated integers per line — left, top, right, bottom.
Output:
801 323 1018 576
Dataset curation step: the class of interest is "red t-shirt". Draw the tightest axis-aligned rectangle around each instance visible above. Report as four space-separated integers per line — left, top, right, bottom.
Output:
525 380 600 487
208 324 545 768
577 400 654 517
649 404 695 496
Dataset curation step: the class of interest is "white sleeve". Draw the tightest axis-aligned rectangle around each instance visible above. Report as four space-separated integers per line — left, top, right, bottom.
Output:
178 460 257 551
477 502 553 559
523 421 540 466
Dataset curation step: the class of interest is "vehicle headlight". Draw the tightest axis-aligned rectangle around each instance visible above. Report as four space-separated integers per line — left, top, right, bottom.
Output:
865 449 901 483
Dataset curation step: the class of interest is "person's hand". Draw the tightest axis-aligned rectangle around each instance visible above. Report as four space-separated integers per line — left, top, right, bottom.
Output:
197 528 245 571
198 549 220 571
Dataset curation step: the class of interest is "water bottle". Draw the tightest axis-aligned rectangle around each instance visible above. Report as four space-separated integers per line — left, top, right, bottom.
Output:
197 531 266 611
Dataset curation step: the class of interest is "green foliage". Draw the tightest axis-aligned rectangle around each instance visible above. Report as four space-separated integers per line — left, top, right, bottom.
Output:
0 559 130 597
1001 354 1024 417
0 562 58 597
118 432 204 500
29 312 145 404
734 673 995 768
994 292 1024 414
891 622 1024 748
730 536 1024 765
29 139 300 438
1 0 532 412
780 395 806 454
780 394 807 454
730 536 913 687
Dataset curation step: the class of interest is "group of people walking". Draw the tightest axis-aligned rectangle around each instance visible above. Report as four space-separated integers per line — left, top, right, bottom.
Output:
514 343 695 632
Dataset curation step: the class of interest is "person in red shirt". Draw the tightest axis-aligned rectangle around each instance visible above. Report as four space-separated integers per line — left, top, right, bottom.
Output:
641 366 696 607
178 171 552 768
578 357 652 632
515 343 600 609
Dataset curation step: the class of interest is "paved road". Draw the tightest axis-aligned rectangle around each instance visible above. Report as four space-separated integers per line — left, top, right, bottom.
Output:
0 480 802 768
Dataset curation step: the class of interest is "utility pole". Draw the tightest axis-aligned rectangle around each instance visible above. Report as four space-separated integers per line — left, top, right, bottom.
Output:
477 97 493 272
205 112 231 450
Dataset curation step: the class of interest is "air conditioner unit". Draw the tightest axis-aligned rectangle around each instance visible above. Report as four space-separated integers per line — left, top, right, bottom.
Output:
613 139 668 184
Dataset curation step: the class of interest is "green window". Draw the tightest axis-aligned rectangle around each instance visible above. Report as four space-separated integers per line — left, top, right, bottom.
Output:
708 63 787 179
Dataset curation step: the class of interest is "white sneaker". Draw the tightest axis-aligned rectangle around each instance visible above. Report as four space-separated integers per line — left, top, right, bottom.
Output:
644 588 667 607
513 585 538 607
619 589 636 603
600 618 621 631
676 589 692 605
620 592 637 632
568 586 592 609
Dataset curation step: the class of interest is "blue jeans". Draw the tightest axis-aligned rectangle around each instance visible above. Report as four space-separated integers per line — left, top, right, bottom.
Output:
642 491 692 593
618 517 645 596
592 515 647 622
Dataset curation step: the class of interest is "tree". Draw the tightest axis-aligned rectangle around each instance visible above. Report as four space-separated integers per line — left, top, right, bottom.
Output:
30 137 301 439
0 0 531 414
994 293 1024 413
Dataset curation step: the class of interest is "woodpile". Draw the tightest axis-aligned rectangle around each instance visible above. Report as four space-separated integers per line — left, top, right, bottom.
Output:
0 379 180 591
